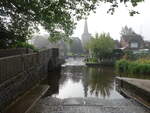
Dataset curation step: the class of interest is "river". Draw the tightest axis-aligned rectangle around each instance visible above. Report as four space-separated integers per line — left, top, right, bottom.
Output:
44 57 124 99
29 57 149 113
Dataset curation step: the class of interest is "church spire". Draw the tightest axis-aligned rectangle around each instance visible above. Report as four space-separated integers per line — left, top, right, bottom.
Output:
83 19 89 34
81 19 91 49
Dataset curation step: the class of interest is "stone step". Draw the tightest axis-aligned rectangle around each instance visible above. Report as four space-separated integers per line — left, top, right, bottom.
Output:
4 85 49 113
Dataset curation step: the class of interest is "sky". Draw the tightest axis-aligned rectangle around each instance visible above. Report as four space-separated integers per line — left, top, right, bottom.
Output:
72 0 150 41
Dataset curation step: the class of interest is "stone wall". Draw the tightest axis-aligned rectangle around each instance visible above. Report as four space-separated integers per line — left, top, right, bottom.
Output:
0 48 33 58
0 48 60 111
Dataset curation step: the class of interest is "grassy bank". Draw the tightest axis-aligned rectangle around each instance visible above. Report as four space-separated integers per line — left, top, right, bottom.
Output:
116 59 150 75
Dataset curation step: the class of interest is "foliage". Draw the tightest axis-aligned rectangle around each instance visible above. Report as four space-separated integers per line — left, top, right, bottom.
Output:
122 50 150 61
120 26 143 42
116 59 150 75
123 50 135 60
69 37 83 54
112 49 124 59
85 57 98 63
12 41 38 52
116 59 129 72
0 0 144 48
0 24 28 49
86 33 115 61
134 52 150 60
120 26 136 36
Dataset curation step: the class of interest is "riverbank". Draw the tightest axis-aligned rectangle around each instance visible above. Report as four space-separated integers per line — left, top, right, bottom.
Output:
85 61 115 66
116 77 150 109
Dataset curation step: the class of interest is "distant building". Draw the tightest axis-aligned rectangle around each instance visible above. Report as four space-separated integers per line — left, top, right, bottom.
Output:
120 33 145 50
144 41 150 49
81 19 91 48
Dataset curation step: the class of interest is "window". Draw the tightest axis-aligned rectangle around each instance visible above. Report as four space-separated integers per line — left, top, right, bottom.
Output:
130 42 138 48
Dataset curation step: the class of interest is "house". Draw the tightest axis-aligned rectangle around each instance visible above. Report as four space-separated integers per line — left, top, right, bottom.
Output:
120 33 145 50
144 41 150 49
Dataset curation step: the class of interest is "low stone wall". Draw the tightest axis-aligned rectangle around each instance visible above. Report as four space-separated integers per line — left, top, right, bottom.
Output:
116 77 150 108
0 48 60 111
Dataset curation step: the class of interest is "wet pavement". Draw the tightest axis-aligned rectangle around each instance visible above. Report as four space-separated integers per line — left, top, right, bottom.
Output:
28 97 149 113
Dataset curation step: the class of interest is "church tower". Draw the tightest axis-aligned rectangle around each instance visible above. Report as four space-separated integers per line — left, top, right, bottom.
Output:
81 19 91 48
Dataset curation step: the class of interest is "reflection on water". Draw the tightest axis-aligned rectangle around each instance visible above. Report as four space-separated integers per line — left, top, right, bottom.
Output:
86 67 113 98
45 58 123 99
62 57 85 66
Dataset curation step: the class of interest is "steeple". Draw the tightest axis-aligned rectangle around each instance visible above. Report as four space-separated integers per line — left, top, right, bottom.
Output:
81 19 91 49
83 19 89 34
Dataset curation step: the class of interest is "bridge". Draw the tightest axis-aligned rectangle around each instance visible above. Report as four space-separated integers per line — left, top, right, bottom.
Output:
0 48 63 112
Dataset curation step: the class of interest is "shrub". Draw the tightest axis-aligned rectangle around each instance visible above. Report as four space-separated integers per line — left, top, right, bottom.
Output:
116 59 129 73
85 57 98 63
12 41 39 52
116 59 150 75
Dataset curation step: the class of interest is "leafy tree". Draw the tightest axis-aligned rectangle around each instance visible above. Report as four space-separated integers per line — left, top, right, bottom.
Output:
86 33 115 61
120 26 144 43
120 26 135 36
0 0 144 48
69 37 83 55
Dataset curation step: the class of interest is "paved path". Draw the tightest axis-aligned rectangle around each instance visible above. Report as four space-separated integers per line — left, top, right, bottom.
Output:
28 97 149 113
117 77 150 93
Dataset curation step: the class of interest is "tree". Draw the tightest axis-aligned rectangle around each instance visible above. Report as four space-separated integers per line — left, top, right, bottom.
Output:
120 26 135 36
120 26 144 43
86 33 115 61
0 0 143 48
69 37 83 55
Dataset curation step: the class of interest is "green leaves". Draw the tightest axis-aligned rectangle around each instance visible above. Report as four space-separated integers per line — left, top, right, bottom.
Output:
86 33 115 61
0 0 144 48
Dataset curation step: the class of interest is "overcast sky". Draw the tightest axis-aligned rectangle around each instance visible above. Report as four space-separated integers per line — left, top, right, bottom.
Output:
72 0 150 41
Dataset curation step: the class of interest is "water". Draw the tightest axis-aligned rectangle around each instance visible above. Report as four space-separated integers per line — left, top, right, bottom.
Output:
45 57 124 99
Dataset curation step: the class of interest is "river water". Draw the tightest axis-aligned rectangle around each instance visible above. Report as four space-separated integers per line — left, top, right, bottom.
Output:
44 57 124 99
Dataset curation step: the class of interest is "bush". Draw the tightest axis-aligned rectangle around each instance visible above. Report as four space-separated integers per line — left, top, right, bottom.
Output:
12 41 39 52
85 57 98 63
116 59 150 75
116 59 129 73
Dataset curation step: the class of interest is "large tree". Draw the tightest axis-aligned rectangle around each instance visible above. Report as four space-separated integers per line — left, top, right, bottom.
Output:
0 0 144 48
86 33 115 61
120 26 135 36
